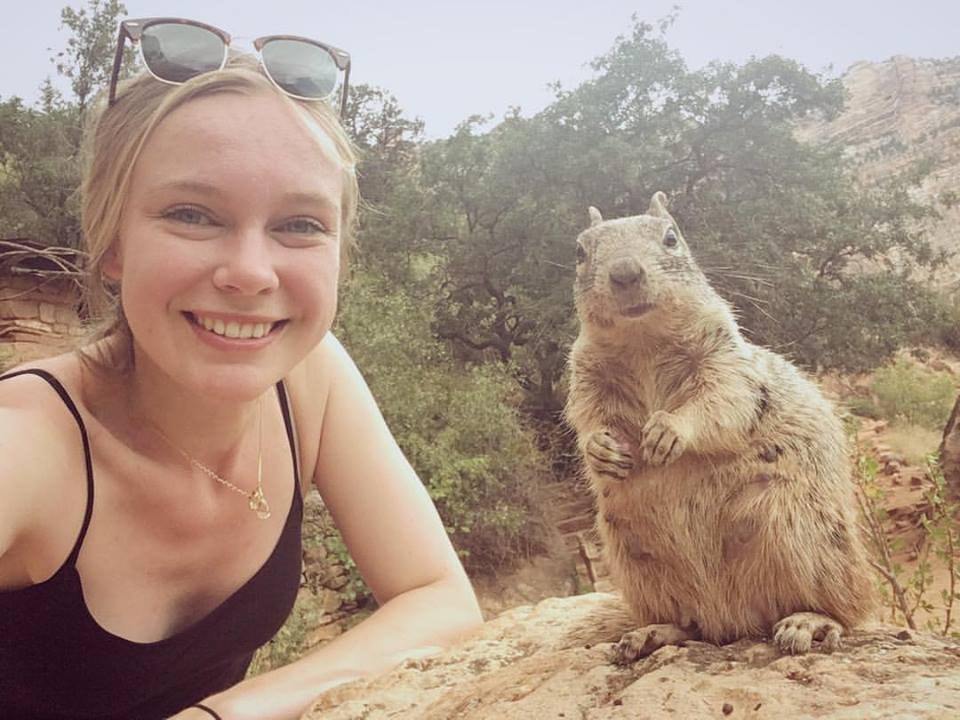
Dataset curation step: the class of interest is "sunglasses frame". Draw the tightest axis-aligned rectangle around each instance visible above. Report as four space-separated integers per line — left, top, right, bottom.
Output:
108 17 352 115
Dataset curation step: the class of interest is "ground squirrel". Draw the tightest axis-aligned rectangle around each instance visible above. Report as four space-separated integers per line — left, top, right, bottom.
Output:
565 192 874 661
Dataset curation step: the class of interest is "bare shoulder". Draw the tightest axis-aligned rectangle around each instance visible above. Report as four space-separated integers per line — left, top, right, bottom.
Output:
0 354 89 583
0 353 88 433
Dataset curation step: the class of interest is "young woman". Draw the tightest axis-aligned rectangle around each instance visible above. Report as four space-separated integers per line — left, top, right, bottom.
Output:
0 18 482 720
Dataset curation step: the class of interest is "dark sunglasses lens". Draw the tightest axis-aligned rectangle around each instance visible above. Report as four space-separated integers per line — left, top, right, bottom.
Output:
261 40 338 99
141 23 224 83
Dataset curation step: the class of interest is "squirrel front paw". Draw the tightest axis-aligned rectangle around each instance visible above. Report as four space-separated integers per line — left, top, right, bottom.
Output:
585 429 635 479
641 411 688 465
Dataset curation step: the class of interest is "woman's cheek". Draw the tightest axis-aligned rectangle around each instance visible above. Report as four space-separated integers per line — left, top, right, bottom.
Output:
291 250 340 322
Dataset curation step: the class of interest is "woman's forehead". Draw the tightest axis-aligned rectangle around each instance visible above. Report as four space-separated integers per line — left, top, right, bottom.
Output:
134 92 344 192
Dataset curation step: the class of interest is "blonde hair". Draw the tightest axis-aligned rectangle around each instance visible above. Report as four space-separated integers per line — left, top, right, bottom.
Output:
79 53 359 370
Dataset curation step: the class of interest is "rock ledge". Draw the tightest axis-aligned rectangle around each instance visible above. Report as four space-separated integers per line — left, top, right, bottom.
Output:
306 593 960 720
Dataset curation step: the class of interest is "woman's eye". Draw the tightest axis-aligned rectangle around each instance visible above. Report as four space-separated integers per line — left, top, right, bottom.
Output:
279 217 328 235
163 206 214 226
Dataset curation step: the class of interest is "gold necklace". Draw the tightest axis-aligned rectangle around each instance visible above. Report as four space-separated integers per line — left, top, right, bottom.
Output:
149 398 271 520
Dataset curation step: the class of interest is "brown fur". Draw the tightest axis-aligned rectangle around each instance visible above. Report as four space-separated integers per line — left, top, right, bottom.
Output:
565 193 874 656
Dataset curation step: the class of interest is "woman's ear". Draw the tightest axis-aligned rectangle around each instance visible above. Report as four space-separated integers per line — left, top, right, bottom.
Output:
101 244 123 281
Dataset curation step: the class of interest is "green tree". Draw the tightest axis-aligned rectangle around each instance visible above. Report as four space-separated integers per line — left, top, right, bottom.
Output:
335 269 551 571
341 84 435 282
343 84 424 206
53 0 127 117
0 0 127 247
420 114 579 425
414 14 945 401
0 94 82 245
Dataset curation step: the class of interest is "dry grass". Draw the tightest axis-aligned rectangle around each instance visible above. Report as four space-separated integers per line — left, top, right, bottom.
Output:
884 424 944 466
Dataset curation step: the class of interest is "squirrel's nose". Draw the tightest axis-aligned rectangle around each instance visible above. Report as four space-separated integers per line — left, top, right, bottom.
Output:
609 258 646 289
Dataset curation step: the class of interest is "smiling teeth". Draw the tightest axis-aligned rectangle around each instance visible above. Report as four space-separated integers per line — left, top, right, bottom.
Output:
196 315 273 339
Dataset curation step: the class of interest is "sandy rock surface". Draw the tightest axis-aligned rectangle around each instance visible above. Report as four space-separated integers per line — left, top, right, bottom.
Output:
304 593 960 720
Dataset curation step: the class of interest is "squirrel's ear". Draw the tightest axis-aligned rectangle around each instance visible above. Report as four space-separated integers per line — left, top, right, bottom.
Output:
588 206 603 227
648 191 671 218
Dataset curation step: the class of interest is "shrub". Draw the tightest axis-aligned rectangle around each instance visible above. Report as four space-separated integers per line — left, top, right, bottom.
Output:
846 395 882 420
937 295 960 353
334 269 553 577
871 359 956 430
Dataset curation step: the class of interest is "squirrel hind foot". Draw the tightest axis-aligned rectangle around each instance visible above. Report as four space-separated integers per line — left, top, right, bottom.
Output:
773 612 843 654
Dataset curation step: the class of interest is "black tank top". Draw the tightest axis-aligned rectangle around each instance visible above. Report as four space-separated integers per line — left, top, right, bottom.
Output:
0 369 304 720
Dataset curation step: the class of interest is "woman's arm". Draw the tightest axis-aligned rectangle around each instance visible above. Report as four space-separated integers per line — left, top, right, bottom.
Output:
180 336 483 720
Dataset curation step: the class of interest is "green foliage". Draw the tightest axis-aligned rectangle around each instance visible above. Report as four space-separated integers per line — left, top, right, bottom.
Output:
0 96 83 245
54 0 128 114
936 294 960 353
341 83 432 283
871 359 956 430
0 0 126 247
301 500 369 604
319 534 366 603
335 269 552 573
921 459 960 636
846 395 883 421
394 12 946 441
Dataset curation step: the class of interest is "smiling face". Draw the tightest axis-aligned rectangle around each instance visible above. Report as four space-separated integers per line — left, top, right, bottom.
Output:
105 90 344 400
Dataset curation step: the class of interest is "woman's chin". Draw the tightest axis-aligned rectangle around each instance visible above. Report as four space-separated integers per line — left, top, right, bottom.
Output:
179 364 287 404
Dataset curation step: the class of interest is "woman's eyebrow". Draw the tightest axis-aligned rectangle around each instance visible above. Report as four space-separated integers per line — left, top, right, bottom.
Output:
145 182 338 213
146 179 225 199
282 192 340 214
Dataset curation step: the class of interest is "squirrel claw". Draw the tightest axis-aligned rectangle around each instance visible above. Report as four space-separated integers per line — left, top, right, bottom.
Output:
586 430 635 479
641 411 687 466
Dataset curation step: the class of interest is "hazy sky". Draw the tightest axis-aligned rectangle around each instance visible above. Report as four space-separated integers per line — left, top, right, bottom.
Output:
3 1 959 138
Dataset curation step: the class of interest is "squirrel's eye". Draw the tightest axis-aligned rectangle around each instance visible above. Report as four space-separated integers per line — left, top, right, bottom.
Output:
576 243 587 264
664 228 679 248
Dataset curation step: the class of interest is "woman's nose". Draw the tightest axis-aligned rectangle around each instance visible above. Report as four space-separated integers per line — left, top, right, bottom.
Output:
211 229 280 295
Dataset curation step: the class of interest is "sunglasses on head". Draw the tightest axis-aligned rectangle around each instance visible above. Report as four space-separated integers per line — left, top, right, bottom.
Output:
108 17 351 114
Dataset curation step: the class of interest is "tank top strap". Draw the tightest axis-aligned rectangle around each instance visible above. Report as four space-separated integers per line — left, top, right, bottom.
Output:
0 368 95 568
275 379 302 491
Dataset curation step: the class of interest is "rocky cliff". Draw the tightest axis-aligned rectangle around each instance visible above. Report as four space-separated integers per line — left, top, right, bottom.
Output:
799 55 960 288
304 593 960 720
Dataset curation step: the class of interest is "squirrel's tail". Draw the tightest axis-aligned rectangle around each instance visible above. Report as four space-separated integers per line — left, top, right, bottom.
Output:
562 592 636 647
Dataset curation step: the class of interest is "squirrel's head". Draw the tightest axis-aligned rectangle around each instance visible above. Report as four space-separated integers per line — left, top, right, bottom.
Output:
574 191 706 328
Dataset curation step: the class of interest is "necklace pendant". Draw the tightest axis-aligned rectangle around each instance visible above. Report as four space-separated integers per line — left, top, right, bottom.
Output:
249 487 271 520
